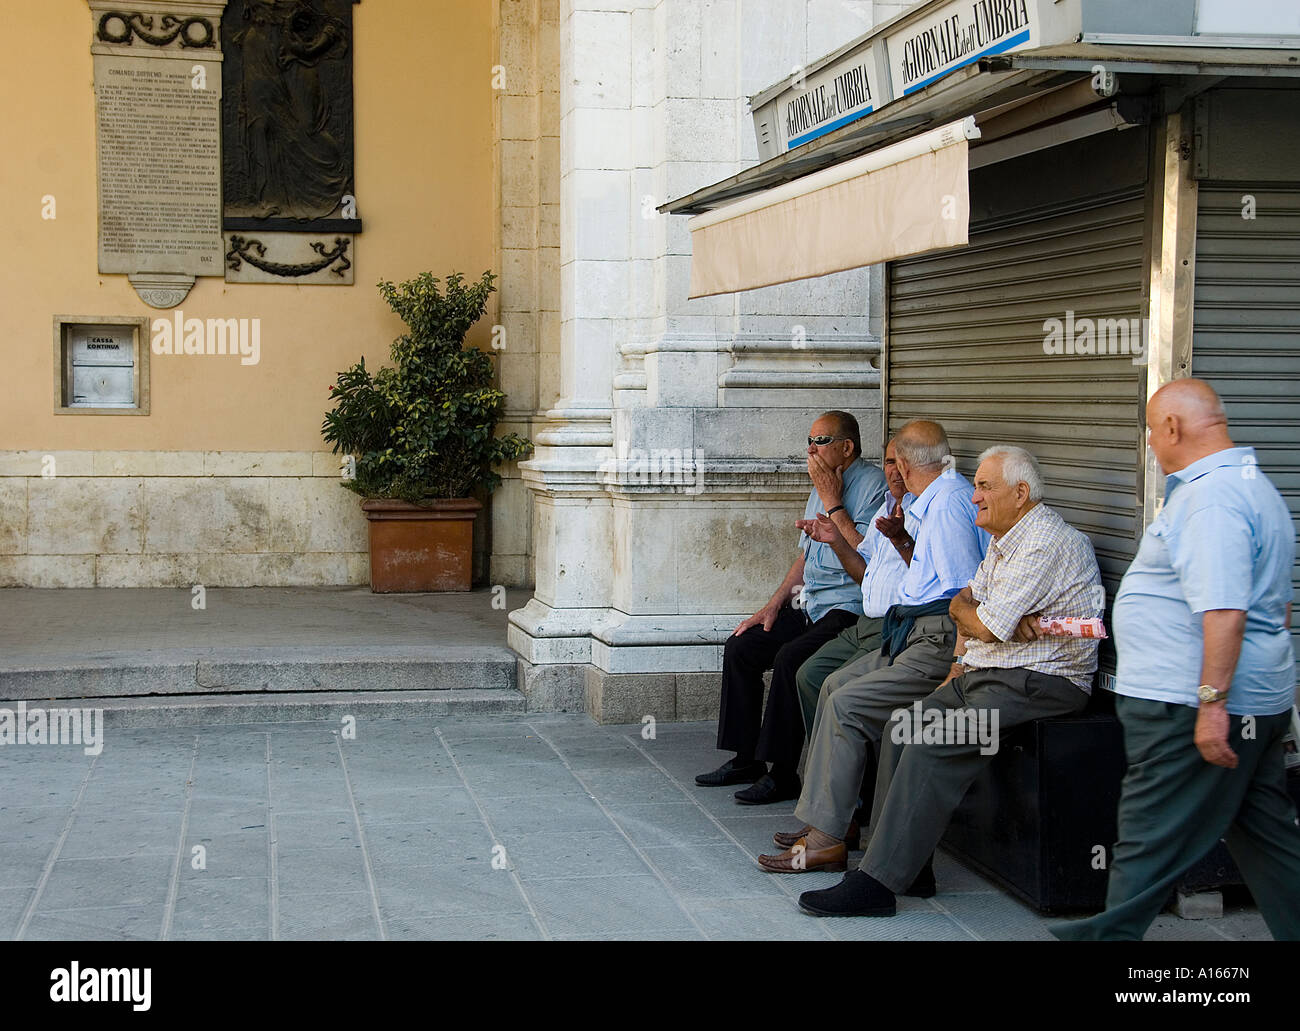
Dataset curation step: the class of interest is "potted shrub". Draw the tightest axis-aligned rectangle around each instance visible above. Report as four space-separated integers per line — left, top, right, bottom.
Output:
322 270 533 592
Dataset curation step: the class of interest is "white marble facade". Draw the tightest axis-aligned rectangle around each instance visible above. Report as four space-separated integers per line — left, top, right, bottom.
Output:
507 0 905 715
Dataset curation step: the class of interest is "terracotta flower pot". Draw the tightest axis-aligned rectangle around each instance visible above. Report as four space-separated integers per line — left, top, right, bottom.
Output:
359 498 482 593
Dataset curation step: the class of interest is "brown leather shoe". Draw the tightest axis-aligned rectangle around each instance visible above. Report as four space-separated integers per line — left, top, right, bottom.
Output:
757 837 847 874
773 820 859 850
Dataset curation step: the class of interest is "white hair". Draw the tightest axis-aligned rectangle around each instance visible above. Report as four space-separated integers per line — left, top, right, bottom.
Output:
893 421 951 469
978 445 1044 501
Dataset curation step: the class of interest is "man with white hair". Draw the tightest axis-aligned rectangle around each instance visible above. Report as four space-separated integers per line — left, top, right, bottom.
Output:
763 446 1104 921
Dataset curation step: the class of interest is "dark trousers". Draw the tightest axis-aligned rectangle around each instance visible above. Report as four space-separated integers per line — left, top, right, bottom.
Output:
1050 696 1300 941
718 606 859 768
858 666 1087 892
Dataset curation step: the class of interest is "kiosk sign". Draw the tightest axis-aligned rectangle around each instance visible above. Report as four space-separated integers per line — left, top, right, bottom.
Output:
888 0 1036 96
779 53 881 151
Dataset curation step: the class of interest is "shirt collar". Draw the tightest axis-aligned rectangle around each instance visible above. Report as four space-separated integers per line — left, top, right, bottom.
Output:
989 501 1049 558
910 471 967 521
1165 446 1256 499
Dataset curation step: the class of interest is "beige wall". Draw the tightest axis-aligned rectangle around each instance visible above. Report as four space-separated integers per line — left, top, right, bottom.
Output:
1 0 498 453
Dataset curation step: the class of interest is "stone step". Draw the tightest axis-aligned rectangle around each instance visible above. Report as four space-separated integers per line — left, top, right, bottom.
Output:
0 645 518 700
0 689 527 731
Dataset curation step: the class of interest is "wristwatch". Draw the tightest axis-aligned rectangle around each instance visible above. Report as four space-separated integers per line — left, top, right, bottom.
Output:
1196 684 1229 704
826 505 845 517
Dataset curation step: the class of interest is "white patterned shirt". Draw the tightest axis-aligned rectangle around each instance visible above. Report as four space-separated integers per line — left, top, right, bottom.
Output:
963 502 1103 691
855 494 917 618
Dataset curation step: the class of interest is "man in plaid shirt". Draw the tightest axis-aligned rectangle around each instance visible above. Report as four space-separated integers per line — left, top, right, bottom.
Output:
791 444 1104 917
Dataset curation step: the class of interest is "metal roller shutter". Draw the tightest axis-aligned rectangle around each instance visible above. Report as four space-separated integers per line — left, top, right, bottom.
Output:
1192 184 1300 676
886 178 1146 596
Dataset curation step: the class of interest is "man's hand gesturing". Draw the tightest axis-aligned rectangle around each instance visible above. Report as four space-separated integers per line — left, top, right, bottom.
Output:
796 512 845 548
875 495 907 542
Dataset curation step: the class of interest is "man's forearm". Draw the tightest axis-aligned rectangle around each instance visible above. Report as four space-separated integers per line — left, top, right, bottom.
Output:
949 588 997 643
827 535 867 584
827 510 864 550
1199 609 1247 695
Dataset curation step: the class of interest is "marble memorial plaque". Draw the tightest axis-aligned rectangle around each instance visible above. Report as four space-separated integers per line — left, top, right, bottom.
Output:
89 1 228 302
94 53 223 276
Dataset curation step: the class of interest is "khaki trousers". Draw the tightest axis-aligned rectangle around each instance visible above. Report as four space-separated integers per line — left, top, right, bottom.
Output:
794 613 956 839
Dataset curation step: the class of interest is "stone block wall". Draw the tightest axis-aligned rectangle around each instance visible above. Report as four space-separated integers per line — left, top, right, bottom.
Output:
0 450 369 587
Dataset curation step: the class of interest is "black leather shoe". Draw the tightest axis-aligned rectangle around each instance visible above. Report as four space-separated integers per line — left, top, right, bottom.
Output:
734 772 801 805
798 870 896 917
901 859 936 899
695 757 766 787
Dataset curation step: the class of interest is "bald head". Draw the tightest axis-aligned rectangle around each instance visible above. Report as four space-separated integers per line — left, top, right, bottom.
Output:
1146 378 1234 475
894 420 949 466
1150 378 1227 430
893 420 952 494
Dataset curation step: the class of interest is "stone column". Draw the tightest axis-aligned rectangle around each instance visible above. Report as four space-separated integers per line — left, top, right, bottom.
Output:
491 0 561 588
511 0 889 720
507 0 628 709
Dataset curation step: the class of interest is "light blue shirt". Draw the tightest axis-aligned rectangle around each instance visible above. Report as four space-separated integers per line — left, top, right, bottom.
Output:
856 493 917 618
896 471 989 607
799 458 888 623
1113 446 1296 717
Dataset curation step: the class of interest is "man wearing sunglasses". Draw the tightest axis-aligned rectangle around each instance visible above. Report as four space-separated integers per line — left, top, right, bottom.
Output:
697 411 887 805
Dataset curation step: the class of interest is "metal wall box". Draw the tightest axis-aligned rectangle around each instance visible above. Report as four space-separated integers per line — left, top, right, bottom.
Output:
53 315 150 415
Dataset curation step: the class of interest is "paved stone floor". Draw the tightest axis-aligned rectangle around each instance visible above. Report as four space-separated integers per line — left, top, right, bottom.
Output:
0 586 524 664
0 714 1272 941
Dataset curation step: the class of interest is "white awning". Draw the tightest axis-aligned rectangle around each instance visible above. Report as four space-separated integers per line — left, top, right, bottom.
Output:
686 117 980 298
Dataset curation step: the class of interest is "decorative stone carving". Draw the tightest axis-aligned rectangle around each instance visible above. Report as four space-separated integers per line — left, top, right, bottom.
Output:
127 272 195 308
220 0 357 228
96 10 218 48
223 233 354 284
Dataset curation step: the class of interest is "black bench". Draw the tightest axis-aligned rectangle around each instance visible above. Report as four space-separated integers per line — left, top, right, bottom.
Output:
937 690 1300 913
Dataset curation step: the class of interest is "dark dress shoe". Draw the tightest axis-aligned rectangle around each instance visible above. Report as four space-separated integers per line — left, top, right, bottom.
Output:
695 757 766 787
798 870 896 918
774 819 860 851
734 772 801 805
902 859 936 898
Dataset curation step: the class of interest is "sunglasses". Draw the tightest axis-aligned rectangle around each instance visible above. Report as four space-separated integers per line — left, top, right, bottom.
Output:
808 435 847 446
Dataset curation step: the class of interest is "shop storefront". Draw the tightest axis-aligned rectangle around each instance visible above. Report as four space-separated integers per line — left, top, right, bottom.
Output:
666 0 1300 684
664 0 1300 906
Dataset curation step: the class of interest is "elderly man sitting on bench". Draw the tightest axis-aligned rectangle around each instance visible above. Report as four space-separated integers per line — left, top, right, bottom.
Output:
763 446 1105 919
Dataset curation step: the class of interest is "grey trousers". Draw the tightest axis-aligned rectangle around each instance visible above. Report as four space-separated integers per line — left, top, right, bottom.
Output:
858 665 1088 894
794 612 956 840
794 614 884 736
1050 696 1300 941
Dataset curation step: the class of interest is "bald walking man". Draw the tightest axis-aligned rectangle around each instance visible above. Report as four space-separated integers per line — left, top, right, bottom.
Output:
1052 378 1300 940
